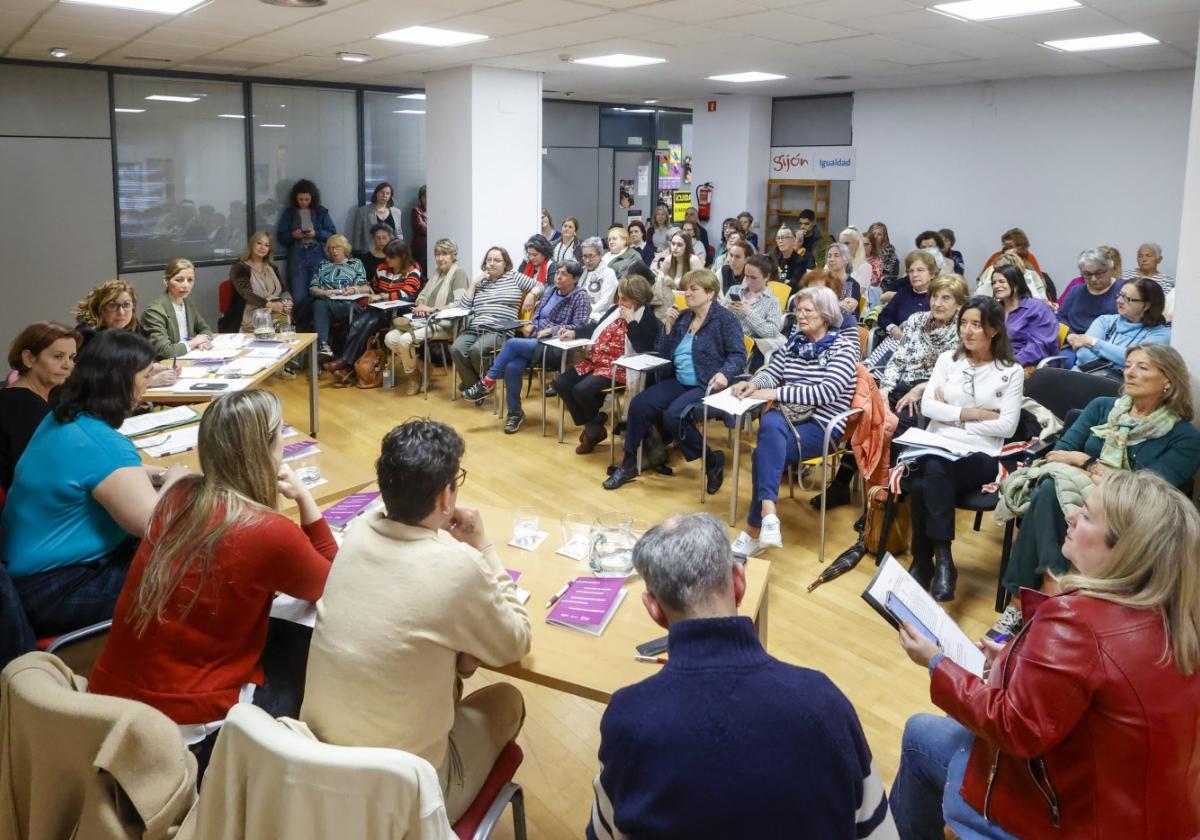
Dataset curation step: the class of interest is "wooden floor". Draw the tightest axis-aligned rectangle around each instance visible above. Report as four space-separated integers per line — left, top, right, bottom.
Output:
270 366 1007 839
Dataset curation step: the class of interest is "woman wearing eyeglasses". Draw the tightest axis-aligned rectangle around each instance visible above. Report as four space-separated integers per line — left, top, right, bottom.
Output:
73 279 178 387
1068 277 1170 373
904 297 1024 602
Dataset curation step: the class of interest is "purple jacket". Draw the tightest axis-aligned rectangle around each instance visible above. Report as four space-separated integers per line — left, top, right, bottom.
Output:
1007 297 1060 366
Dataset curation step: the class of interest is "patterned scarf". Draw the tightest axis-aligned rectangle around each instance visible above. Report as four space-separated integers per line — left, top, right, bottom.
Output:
1091 395 1178 470
785 327 840 360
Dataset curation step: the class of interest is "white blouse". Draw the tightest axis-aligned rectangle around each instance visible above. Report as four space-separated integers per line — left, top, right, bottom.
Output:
920 351 1023 455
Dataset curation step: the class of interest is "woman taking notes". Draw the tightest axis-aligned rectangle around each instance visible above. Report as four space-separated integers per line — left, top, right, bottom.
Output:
0 331 188 637
891 469 1200 839
140 257 214 360
89 390 335 771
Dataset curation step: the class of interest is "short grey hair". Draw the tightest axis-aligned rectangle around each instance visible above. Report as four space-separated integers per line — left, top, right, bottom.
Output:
826 242 852 264
581 236 604 255
796 285 844 329
1139 241 1163 259
632 513 735 613
1077 248 1113 272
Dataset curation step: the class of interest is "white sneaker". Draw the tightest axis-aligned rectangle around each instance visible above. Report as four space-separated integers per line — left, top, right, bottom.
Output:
730 531 764 557
759 514 783 549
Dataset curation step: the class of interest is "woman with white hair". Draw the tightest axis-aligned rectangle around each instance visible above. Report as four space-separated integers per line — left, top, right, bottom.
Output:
1056 248 1120 336
1122 241 1174 293
578 236 620 320
728 285 859 556
839 227 873 293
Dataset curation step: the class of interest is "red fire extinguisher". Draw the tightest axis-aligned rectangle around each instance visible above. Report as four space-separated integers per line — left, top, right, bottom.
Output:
696 182 714 221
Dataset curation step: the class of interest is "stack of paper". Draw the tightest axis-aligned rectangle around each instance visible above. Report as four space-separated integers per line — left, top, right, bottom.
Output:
369 299 413 311
218 358 269 377
702 388 766 417
431 307 470 320
138 424 200 457
244 344 291 360
179 348 240 362
541 337 594 351
282 440 320 462
893 428 976 463
616 353 670 372
328 293 367 301
546 577 627 636
322 491 383 530
119 406 199 438
211 334 250 350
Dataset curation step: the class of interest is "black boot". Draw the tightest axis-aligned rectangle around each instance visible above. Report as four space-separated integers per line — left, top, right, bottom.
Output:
931 542 958 602
909 531 934 591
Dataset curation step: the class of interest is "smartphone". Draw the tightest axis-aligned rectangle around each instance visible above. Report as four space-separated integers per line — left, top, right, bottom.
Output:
885 592 938 645
635 636 669 657
190 382 229 391
728 292 742 302
984 629 1012 643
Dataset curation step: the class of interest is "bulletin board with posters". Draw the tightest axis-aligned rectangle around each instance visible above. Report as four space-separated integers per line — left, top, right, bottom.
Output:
656 144 683 189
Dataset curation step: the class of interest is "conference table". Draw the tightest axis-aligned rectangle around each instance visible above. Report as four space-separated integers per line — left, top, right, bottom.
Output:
141 332 320 436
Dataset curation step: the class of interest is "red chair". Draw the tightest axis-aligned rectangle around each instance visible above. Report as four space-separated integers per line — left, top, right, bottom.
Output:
452 741 527 840
218 279 233 317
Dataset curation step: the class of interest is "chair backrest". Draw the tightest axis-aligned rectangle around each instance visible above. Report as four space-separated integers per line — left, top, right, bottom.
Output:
743 335 754 357
218 279 233 316
37 620 111 678
767 281 791 313
179 703 454 840
0 652 196 840
1057 322 1069 348
1025 366 1121 423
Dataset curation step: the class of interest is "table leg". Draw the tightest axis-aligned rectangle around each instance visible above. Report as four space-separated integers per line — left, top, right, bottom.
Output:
729 415 743 526
423 334 430 401
308 341 319 437
450 320 459 402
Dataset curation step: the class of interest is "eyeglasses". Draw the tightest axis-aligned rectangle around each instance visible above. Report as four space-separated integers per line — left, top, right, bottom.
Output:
103 301 134 312
1081 270 1108 280
453 468 468 489
1117 293 1144 304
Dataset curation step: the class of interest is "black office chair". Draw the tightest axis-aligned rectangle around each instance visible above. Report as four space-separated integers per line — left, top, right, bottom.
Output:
1025 365 1121 425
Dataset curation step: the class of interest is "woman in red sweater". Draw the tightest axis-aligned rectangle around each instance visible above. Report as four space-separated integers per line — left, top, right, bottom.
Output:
90 389 336 769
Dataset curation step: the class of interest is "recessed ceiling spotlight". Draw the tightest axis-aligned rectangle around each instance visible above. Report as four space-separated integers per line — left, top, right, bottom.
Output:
707 71 786 83
63 0 208 13
929 0 1079 21
1042 31 1159 51
644 99 659 104
572 53 666 68
337 52 369 62
375 26 488 47
217 113 246 118
393 109 426 115
48 47 72 58
113 108 145 113
817 74 851 80
259 123 287 128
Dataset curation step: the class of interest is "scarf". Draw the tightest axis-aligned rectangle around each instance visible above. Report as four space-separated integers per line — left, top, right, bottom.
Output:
1091 395 1178 470
246 261 282 300
785 327 840 360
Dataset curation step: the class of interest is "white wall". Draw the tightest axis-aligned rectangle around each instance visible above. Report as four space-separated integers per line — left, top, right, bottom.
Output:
691 96 772 247
849 70 1193 287
1174 25 1200 378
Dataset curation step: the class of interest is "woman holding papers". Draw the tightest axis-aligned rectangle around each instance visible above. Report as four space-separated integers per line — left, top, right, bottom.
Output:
891 470 1200 840
140 258 214 360
89 389 335 775
309 234 368 363
603 269 746 493
0 331 189 639
553 271 661 454
907 297 1023 602
728 286 858 557
385 237 469 395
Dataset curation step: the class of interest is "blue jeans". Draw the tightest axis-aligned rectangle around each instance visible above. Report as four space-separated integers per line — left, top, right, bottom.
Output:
891 714 1018 840
623 377 707 463
484 337 560 414
748 411 835 528
288 242 322 307
312 298 354 347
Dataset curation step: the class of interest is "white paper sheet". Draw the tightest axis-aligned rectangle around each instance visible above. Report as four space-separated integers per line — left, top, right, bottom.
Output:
119 406 199 437
328 293 367 301
218 358 270 377
616 353 670 371
243 345 291 360
430 306 470 320
139 424 200 457
210 334 250 350
541 337 594 350
179 348 240 362
893 427 977 456
702 388 767 417
369 299 413 310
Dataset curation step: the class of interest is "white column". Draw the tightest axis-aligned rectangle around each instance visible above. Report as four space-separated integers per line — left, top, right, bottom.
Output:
426 66 542 270
1173 26 1200 380
690 96 773 248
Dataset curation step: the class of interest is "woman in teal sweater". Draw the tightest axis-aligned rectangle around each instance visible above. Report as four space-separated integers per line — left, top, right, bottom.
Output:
995 343 1200 634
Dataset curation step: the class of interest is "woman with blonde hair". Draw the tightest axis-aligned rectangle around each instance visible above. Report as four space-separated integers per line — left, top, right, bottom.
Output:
227 230 292 333
74 280 139 337
838 226 873 293
309 233 367 361
140 257 214 360
90 389 336 772
893 468 1200 839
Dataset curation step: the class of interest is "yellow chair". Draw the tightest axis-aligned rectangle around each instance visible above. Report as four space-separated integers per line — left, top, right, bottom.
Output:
768 281 791 313
1058 322 1070 347
743 335 754 357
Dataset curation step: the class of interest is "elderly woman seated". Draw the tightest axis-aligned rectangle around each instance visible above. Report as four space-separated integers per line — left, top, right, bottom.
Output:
552 271 661 454
992 343 1200 636
309 234 367 362
823 242 863 318
463 261 592 433
1068 276 1170 373
728 286 859 556
603 269 746 493
991 264 1059 368
579 236 619 320
877 250 936 341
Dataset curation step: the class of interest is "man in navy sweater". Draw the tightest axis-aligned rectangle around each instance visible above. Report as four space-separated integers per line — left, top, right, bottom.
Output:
587 514 897 840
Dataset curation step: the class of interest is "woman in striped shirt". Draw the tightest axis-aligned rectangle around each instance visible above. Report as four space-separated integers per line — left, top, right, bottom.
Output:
729 286 859 557
451 246 541 392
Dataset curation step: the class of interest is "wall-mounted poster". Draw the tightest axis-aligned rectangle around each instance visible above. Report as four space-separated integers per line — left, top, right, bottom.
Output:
618 179 635 209
656 144 683 189
671 190 691 223
656 188 673 211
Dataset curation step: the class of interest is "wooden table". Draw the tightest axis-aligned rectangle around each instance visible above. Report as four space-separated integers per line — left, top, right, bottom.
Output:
138 420 374 517
142 333 320 436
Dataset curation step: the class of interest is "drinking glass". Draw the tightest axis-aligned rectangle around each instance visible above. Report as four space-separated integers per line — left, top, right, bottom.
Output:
513 507 540 548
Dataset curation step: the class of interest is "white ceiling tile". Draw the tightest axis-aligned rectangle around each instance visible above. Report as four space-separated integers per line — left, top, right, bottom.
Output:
787 0 921 22
29 3 156 38
482 0 606 25
888 24 1046 59
718 11 864 43
979 7 1120 40
634 0 767 23
853 9 957 34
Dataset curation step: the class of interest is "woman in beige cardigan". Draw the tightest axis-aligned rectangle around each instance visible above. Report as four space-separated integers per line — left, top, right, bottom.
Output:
385 238 469 395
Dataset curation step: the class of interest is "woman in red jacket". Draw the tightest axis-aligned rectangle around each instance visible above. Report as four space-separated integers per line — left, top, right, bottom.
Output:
890 468 1200 839
90 389 336 771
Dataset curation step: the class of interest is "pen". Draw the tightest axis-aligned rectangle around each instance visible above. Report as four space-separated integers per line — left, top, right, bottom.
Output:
172 354 178 369
635 656 667 665
545 582 570 609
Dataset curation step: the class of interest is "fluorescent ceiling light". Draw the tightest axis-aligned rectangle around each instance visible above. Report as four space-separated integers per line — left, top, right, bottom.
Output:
337 51 369 62
397 92 426 100
114 108 145 113
375 26 488 47
929 0 1079 21
393 109 426 114
259 123 287 128
706 71 786 83
145 94 200 102
63 0 208 13
217 113 245 119
644 99 659 104
49 47 72 58
1042 32 1159 51
612 107 655 113
572 53 665 68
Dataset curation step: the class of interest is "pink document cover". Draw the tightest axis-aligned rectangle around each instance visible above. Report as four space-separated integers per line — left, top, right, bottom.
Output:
322 492 381 528
547 577 624 626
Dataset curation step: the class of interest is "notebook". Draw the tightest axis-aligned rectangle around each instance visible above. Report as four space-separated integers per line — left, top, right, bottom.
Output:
504 569 531 606
546 577 627 636
119 405 198 438
282 440 320 461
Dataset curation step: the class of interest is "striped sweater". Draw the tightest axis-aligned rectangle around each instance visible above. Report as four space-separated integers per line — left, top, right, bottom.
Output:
587 617 897 840
458 271 538 331
371 261 422 301
751 328 858 434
